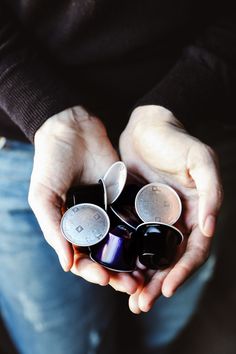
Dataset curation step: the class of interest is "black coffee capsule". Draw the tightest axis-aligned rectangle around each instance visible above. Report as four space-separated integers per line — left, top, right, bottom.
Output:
110 184 143 229
65 182 105 209
135 222 183 269
90 224 137 272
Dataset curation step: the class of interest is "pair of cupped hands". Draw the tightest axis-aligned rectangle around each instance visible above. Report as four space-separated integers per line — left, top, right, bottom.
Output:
28 105 223 314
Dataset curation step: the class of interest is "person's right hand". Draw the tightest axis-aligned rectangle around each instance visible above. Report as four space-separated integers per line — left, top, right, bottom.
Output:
28 106 140 295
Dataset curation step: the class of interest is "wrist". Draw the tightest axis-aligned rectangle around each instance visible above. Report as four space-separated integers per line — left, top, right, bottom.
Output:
125 105 186 142
34 106 92 143
130 105 184 129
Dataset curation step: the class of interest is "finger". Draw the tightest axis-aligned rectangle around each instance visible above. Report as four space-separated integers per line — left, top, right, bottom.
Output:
137 268 171 312
109 270 144 295
188 144 223 237
71 249 110 286
28 182 73 271
132 238 187 312
127 271 146 314
162 226 212 297
129 287 143 314
128 270 156 313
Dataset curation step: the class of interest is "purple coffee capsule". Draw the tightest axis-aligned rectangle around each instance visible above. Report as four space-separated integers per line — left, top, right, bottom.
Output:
135 222 183 269
90 224 137 272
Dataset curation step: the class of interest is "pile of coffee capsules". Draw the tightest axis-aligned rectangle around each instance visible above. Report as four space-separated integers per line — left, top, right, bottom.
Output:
60 162 184 272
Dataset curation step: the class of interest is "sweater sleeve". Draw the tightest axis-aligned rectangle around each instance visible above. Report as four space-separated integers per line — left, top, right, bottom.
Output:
134 1 236 129
0 1 78 143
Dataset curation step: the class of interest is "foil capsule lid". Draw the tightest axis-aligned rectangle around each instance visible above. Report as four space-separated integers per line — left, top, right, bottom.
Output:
98 178 108 211
135 183 182 225
103 161 127 204
60 203 110 247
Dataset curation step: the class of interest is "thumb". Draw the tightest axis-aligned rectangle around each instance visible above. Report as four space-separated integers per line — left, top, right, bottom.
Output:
28 182 74 271
188 144 223 237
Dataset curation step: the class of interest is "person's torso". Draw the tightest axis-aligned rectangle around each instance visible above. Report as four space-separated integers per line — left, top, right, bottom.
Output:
1 0 215 141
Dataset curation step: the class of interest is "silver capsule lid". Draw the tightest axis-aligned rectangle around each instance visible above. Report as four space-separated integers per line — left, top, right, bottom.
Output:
61 203 110 247
135 183 182 225
103 161 127 204
98 178 108 211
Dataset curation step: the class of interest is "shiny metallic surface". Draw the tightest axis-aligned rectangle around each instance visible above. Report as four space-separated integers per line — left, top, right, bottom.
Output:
103 161 127 204
98 178 108 211
136 221 184 243
135 183 182 225
90 255 134 272
61 203 110 246
109 205 140 230
136 222 183 269
110 183 142 229
89 225 137 272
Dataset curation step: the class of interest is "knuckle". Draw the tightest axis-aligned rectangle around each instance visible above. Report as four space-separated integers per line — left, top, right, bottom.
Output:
200 143 216 162
43 232 54 249
211 183 224 208
28 190 35 209
28 184 45 210
195 245 210 265
205 144 216 158
28 189 40 210
217 185 224 205
178 261 192 277
216 185 224 207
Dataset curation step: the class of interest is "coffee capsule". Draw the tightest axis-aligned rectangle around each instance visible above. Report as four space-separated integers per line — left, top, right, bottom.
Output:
135 222 183 269
98 178 108 211
110 184 142 229
61 203 110 247
66 183 105 209
90 224 137 272
135 183 182 225
103 161 127 204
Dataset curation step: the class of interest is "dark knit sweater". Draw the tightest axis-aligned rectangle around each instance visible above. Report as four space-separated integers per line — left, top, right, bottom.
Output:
0 0 235 143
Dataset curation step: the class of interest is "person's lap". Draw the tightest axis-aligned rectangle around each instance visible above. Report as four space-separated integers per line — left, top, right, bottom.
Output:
0 141 122 354
0 125 230 354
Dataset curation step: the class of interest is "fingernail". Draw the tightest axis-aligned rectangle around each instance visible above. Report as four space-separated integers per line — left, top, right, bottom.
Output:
203 215 216 237
162 286 174 298
140 301 151 313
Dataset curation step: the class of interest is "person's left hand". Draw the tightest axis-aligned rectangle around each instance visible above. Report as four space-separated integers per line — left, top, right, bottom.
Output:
119 105 223 314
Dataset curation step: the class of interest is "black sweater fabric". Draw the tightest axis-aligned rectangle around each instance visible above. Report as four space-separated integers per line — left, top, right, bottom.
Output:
0 0 235 143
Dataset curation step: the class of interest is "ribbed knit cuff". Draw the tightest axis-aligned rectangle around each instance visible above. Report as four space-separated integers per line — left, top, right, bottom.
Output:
133 46 230 130
0 53 78 143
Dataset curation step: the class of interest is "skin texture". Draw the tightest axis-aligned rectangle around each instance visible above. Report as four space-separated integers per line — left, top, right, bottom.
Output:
29 106 141 295
119 105 223 313
29 104 223 313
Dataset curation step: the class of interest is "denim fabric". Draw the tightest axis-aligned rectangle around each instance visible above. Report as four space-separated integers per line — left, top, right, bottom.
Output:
0 139 217 354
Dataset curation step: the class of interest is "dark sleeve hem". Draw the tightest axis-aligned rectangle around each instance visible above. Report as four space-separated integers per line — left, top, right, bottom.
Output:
133 46 234 130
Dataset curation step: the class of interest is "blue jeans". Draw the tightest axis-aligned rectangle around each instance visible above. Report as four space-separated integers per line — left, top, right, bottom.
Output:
0 139 218 354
